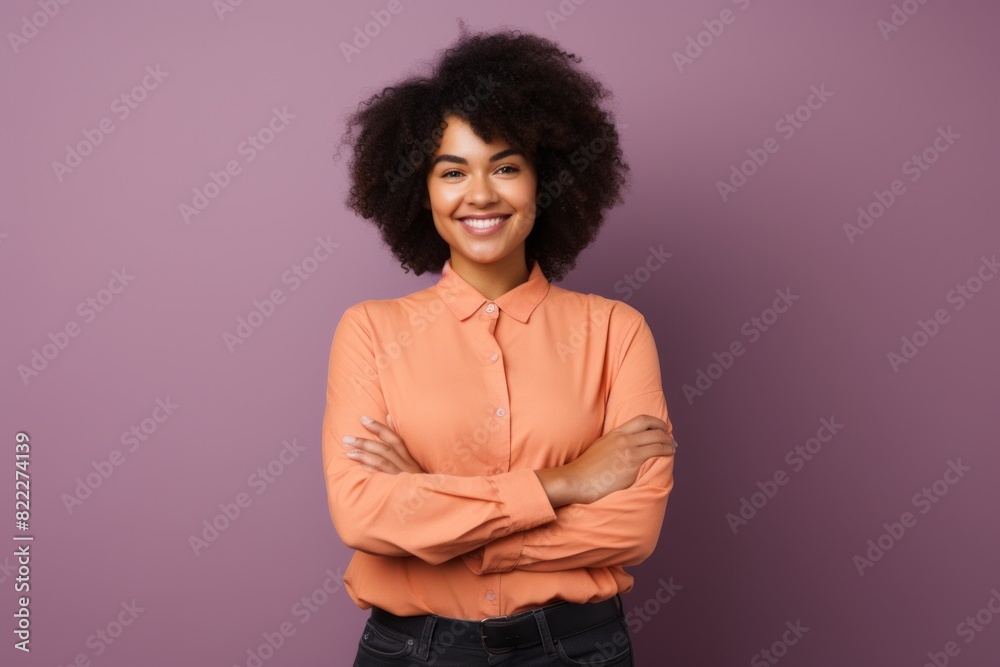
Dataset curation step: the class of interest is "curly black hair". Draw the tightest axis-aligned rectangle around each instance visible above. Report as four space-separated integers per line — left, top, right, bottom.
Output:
334 20 630 283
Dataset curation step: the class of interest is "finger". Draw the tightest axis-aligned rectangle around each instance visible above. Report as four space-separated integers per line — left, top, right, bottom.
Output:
346 448 401 474
654 437 678 455
622 432 676 464
359 418 419 466
630 441 676 466
352 436 410 472
344 435 413 474
342 435 393 457
658 436 678 456
360 417 404 448
619 414 670 434
630 428 673 448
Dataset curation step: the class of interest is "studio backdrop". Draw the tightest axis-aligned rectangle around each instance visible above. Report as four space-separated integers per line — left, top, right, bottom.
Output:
2 0 998 665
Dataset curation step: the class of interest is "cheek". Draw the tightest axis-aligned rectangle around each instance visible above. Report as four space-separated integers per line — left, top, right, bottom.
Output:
495 177 536 207
427 183 463 214
512 181 539 216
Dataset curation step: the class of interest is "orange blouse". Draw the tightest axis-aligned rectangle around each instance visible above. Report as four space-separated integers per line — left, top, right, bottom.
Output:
322 257 675 620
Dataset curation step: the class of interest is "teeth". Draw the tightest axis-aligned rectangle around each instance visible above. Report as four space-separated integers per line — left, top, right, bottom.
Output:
460 216 507 229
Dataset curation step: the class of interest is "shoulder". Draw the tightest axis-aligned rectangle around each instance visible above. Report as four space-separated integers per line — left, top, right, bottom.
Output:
337 283 439 327
546 284 649 333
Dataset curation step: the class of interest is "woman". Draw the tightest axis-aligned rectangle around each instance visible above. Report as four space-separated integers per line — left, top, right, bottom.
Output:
324 23 678 666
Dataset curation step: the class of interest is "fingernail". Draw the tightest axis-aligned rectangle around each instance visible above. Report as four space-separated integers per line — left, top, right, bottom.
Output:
360 416 373 424
343 436 356 443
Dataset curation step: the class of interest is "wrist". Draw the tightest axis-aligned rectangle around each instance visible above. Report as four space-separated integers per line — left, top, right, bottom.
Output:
534 465 581 509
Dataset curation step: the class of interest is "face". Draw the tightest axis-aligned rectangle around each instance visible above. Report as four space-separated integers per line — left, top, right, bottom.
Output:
424 115 537 272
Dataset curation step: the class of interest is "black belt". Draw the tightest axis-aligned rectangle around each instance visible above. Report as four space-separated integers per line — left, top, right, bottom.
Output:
370 595 622 654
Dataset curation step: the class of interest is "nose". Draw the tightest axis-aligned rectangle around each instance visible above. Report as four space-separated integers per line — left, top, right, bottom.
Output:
467 172 499 206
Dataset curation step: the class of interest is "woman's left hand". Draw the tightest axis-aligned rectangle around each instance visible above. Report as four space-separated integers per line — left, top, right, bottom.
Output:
342 414 425 475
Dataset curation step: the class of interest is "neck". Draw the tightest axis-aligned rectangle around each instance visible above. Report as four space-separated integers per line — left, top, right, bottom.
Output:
450 253 532 301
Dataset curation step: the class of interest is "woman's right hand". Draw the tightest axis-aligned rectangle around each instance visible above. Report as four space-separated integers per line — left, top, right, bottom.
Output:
560 414 676 504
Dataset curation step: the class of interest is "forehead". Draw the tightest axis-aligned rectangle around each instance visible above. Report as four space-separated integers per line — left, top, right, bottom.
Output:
434 115 511 155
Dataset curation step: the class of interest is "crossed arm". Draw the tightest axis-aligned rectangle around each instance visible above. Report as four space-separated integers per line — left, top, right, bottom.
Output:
322 304 675 572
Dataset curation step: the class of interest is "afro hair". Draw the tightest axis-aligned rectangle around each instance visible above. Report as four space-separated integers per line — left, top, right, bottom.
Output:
334 20 630 283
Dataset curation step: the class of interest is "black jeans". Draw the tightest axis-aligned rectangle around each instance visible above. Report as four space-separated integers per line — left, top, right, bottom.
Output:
352 594 634 666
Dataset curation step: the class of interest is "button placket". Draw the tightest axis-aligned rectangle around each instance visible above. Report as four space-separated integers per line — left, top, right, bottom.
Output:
482 575 500 613
483 302 511 480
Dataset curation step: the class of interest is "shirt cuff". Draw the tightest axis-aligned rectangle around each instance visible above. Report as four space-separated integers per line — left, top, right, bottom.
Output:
470 531 526 573
491 468 558 533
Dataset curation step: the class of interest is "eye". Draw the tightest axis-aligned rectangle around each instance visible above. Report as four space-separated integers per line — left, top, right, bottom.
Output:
439 165 520 179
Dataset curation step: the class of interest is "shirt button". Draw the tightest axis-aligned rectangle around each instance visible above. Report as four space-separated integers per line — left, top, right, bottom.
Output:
486 303 496 313
490 353 498 362
486 591 496 601
495 407 506 417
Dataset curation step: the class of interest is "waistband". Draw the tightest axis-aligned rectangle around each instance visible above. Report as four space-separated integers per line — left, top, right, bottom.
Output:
370 594 623 656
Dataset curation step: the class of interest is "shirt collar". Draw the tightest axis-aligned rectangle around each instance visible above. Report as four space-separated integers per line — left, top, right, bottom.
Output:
435 258 551 323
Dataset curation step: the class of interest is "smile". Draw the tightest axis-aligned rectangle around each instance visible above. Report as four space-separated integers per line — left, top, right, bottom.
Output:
457 215 511 235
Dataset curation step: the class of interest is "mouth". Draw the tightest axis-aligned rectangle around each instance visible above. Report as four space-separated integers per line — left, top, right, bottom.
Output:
456 214 512 236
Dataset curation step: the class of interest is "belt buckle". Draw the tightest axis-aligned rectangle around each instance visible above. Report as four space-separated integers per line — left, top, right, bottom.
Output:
480 614 514 655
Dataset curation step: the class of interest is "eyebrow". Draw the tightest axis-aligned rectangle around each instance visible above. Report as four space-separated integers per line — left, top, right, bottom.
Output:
430 148 524 167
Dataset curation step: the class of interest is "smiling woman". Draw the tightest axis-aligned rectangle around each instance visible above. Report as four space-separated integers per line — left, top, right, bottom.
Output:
425 116 539 299
334 21 632 285
328 20 678 667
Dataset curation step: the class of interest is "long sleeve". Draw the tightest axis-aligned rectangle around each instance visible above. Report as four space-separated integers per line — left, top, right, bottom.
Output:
322 303 558 565
461 313 675 574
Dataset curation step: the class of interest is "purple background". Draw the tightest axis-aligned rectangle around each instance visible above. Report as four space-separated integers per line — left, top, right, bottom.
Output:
3 1 999 665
